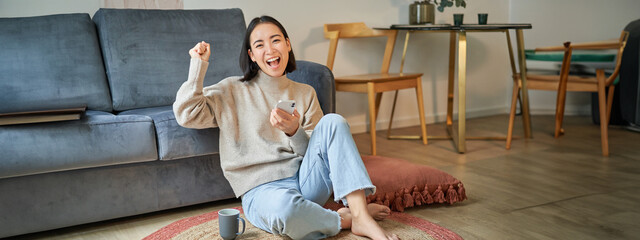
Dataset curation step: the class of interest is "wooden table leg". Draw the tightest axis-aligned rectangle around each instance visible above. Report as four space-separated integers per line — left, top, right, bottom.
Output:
367 82 377 155
416 76 428 144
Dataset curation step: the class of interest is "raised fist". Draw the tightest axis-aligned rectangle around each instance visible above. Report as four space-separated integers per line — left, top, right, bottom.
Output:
189 41 211 62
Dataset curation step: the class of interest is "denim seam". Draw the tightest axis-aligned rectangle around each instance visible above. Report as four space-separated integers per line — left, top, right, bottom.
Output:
298 160 318 190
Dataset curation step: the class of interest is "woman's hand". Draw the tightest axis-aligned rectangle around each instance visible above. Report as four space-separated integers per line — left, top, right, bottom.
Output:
189 41 211 62
270 108 300 136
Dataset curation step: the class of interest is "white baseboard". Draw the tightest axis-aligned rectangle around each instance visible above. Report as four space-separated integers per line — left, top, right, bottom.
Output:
346 106 507 134
528 106 592 116
345 105 593 134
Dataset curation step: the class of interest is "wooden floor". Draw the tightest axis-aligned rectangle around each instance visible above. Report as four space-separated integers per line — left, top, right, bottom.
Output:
10 114 640 240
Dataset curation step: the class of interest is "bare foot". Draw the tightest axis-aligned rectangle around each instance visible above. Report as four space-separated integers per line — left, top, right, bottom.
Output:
367 203 391 221
337 207 352 229
338 203 391 222
351 213 399 240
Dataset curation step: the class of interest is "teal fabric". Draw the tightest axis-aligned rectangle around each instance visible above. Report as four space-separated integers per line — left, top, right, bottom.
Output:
525 49 616 62
525 49 620 85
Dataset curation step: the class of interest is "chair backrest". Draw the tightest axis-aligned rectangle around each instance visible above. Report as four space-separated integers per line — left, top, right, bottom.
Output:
324 22 398 74
548 31 630 86
606 31 630 84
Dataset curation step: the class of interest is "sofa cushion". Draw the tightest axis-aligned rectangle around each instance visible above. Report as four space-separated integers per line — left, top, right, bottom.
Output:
0 111 158 179
288 61 336 114
0 13 112 113
93 8 246 111
119 106 219 161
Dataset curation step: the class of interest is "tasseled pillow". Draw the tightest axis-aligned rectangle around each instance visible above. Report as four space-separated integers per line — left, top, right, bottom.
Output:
324 155 467 212
362 155 466 212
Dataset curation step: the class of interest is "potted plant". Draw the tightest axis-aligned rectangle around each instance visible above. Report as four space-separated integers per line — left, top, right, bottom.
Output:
435 0 467 12
409 0 468 24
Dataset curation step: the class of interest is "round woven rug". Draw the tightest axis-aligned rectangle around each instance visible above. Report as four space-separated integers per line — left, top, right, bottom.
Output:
144 207 462 240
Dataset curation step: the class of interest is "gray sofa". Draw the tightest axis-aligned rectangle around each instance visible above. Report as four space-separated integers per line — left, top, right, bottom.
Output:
0 8 335 238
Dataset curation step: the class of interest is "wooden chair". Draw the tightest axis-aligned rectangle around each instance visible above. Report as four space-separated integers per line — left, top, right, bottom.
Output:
508 31 629 156
324 22 427 155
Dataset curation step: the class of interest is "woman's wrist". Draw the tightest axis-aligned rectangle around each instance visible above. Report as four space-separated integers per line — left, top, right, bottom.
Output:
285 125 299 137
191 56 208 62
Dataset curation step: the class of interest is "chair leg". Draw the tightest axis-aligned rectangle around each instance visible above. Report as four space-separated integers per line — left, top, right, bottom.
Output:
375 92 383 120
386 90 399 139
554 80 569 138
386 81 427 144
415 77 428 144
367 83 378 156
606 85 615 124
506 79 520 150
597 71 610 157
517 93 524 115
554 47 572 138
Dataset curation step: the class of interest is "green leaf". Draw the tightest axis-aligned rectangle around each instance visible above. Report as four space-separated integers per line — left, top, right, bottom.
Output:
436 0 466 11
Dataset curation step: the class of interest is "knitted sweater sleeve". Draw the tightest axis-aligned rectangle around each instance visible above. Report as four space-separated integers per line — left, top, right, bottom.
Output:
173 58 219 129
288 86 324 155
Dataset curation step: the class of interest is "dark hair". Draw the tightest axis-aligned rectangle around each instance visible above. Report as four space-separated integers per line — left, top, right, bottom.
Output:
239 15 297 81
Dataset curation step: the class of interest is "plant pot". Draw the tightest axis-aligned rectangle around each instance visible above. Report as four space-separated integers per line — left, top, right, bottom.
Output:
409 1 435 25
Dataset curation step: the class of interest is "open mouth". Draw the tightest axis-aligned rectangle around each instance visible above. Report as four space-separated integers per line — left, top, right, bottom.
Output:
266 57 280 69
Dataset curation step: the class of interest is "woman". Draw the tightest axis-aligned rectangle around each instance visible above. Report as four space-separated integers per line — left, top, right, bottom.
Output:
173 15 398 240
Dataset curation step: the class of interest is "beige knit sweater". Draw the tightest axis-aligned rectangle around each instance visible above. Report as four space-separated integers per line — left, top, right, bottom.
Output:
173 58 324 197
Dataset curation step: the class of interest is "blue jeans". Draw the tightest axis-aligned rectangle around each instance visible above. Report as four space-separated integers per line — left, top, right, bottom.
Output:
241 114 376 240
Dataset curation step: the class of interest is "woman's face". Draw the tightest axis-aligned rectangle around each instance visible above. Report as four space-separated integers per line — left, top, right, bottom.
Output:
248 23 291 77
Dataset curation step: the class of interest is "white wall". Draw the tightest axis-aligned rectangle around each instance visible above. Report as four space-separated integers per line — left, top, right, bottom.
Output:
184 0 513 133
0 0 100 17
3 0 636 133
510 0 640 115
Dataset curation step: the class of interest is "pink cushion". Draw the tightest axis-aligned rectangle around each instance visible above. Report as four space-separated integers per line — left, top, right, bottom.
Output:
362 155 466 212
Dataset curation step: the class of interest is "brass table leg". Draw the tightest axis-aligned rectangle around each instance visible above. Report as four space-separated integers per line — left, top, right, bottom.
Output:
386 30 427 142
399 31 411 73
445 31 467 153
447 32 456 128
505 30 518 149
456 31 467 153
445 31 458 151
516 29 532 138
387 30 406 140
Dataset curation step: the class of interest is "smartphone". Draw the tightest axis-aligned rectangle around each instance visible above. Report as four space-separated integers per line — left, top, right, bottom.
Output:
275 100 296 114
